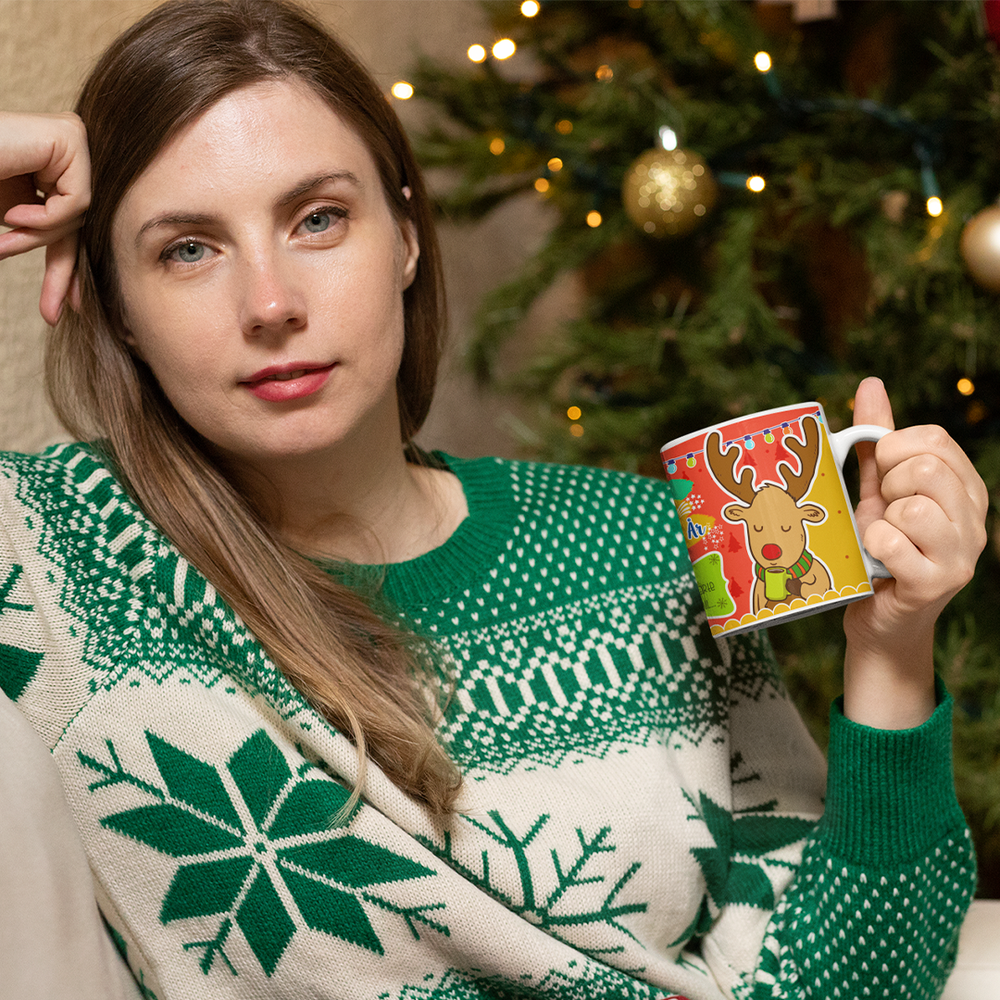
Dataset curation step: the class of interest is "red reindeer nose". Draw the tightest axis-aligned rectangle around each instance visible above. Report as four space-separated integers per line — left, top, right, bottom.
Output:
761 543 782 561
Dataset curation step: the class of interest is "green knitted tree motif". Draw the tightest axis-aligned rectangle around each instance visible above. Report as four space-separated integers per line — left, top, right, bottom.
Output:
420 811 647 968
678 783 816 942
103 922 159 1000
385 958 668 1000
79 728 449 978
0 564 44 701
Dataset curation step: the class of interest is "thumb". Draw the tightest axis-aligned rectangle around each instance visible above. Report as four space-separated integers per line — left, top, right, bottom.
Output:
853 376 894 515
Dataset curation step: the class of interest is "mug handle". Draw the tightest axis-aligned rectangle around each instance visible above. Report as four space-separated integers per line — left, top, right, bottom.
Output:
827 424 893 580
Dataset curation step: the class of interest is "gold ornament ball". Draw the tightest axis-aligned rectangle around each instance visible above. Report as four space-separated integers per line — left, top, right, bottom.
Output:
622 147 718 238
961 205 1000 292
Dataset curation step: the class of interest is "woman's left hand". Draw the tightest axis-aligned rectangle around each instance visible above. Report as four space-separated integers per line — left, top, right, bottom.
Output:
0 111 90 325
842 377 989 729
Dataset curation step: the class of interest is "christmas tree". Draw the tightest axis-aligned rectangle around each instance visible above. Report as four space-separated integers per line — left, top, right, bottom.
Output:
410 0 1000 895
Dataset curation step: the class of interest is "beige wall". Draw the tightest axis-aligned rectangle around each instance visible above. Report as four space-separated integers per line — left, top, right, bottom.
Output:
0 0 548 458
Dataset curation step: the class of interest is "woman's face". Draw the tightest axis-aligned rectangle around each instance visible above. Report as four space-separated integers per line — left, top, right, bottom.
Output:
112 78 419 471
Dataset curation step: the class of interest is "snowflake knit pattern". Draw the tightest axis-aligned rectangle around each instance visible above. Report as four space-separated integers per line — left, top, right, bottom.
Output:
0 443 975 1000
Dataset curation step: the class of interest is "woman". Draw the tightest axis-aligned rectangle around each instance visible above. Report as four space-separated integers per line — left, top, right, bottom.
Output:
0 2 988 998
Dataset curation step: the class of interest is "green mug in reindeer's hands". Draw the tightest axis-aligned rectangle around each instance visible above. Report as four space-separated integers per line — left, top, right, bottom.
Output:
660 402 891 637
763 566 791 603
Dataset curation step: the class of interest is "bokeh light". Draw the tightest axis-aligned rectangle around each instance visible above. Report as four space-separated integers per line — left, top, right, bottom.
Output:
493 38 516 59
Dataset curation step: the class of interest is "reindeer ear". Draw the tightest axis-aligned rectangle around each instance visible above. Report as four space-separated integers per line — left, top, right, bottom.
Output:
724 504 749 523
799 504 827 524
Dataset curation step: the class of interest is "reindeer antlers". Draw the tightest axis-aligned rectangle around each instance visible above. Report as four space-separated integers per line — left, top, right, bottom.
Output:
705 431 756 503
778 416 821 501
704 416 822 503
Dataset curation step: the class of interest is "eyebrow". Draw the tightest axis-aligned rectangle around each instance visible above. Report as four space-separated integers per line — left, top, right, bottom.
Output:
133 170 362 249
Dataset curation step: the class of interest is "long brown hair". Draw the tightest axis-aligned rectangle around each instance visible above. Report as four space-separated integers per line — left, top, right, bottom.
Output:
47 0 459 815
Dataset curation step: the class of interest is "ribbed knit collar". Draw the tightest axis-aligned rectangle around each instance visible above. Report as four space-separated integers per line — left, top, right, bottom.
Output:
326 452 518 612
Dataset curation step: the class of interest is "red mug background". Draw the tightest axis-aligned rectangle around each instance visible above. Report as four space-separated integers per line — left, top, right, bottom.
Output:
660 402 890 637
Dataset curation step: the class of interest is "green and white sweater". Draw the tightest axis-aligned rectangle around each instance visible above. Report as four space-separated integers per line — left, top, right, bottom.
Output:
0 443 975 1000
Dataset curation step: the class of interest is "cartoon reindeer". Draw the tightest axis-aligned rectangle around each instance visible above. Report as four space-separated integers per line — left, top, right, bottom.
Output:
705 416 833 613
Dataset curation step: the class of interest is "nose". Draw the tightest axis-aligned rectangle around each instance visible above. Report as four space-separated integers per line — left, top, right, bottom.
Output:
239 248 307 338
761 543 782 562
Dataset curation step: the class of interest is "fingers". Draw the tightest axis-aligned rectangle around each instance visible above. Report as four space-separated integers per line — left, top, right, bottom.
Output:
40 233 80 326
875 424 990 516
0 217 80 258
0 111 90 251
0 112 90 323
852 376 894 496
852 376 895 431
850 377 895 538
863 426 988 607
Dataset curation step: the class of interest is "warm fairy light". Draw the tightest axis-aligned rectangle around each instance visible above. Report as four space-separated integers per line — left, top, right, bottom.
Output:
927 196 943 217
747 175 766 193
567 406 582 420
596 64 614 81
547 156 563 172
570 424 585 437
520 0 540 15
659 126 677 150
958 377 975 396
390 81 414 100
586 210 602 228
754 51 772 73
493 38 516 60
467 44 487 63
534 177 550 193
556 119 573 135
490 137 506 155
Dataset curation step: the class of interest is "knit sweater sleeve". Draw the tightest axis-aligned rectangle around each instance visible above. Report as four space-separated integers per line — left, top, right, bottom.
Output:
686 627 974 1000
746 676 975 1000
706 623 975 1000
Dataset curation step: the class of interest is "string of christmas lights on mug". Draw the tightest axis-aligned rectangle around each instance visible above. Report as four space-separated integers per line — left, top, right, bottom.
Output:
663 412 823 476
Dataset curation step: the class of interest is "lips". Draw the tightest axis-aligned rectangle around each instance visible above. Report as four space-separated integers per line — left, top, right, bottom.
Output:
240 362 335 402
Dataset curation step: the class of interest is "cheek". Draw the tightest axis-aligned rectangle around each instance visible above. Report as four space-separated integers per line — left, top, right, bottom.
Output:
122 300 211 399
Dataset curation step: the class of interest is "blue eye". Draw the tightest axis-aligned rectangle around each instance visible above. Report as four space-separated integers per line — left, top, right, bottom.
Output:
303 211 331 233
172 241 205 263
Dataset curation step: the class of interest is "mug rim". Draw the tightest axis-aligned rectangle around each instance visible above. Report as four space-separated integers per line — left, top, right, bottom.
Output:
660 400 825 454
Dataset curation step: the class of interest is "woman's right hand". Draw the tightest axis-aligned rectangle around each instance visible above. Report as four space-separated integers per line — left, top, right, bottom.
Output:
0 112 90 325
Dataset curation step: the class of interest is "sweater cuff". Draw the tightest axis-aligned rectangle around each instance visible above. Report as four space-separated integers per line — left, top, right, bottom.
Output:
818 677 967 867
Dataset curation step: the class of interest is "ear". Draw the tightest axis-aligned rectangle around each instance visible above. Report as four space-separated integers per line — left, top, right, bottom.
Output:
724 504 749 523
113 294 143 355
799 504 826 524
399 218 419 291
119 315 142 356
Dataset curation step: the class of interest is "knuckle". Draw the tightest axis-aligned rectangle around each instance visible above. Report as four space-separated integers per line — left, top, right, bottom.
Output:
921 424 952 452
912 454 944 481
865 519 900 558
893 494 933 524
973 523 988 558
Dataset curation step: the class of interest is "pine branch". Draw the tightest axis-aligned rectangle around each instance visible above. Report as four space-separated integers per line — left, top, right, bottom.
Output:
361 895 450 940
182 918 237 976
78 740 165 801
